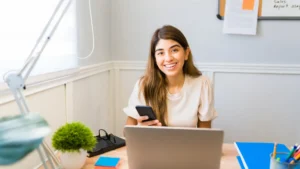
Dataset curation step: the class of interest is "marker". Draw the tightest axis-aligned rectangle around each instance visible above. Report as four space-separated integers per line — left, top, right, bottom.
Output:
285 145 297 162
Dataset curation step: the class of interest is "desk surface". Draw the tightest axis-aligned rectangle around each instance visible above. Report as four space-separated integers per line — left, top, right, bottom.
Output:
82 143 240 169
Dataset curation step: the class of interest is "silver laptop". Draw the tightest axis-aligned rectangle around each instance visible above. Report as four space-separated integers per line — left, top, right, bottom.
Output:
124 125 224 169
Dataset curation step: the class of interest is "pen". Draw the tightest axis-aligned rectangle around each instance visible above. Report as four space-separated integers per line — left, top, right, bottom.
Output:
296 145 300 153
289 153 300 164
285 145 297 162
272 142 277 159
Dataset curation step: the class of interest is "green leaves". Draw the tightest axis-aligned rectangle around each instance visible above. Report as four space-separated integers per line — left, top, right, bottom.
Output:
52 122 96 153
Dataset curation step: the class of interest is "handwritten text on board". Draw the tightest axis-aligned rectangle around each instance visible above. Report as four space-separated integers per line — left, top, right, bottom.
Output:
262 0 300 16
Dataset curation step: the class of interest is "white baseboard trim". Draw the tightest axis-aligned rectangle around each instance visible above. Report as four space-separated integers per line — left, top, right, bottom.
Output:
196 63 300 74
113 61 300 74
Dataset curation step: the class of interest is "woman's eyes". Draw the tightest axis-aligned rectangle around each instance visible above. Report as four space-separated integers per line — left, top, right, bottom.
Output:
156 52 164 56
156 48 179 56
172 48 179 53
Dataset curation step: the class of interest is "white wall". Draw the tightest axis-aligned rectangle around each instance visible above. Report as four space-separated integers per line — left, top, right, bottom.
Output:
111 0 300 64
115 69 144 136
111 0 300 145
77 0 111 66
71 71 113 134
213 73 300 145
298 131 300 146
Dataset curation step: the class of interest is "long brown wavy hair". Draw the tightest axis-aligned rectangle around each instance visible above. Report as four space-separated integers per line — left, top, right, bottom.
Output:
139 25 201 126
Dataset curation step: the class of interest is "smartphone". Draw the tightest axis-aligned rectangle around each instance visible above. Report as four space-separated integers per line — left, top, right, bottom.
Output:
135 105 157 122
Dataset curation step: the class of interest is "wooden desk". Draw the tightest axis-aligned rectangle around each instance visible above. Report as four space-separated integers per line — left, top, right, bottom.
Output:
82 143 240 169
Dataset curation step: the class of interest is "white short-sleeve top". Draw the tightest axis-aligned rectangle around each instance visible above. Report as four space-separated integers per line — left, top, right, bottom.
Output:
123 75 218 127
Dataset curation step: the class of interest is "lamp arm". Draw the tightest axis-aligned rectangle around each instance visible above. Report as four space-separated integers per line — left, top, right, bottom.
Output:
20 0 73 82
23 0 65 66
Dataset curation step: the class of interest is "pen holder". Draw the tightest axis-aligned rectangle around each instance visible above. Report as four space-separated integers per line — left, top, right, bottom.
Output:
270 152 300 169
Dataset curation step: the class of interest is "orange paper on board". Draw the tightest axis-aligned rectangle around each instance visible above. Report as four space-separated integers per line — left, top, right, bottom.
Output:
242 0 255 10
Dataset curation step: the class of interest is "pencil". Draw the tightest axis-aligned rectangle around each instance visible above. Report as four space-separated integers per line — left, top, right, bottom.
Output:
272 142 277 158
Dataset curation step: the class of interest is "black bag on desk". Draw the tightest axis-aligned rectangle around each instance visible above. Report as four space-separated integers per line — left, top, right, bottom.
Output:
87 129 126 157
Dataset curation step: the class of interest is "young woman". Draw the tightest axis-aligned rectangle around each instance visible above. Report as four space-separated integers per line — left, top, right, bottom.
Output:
123 25 217 128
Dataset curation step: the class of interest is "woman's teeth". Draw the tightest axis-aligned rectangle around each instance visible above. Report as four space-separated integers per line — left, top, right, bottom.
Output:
164 63 177 69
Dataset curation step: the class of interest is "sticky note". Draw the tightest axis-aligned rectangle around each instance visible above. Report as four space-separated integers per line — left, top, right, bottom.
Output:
95 156 120 167
242 0 255 10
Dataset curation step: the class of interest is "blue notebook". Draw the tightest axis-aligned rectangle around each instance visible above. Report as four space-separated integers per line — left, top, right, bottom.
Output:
234 142 290 169
237 156 245 169
95 156 120 167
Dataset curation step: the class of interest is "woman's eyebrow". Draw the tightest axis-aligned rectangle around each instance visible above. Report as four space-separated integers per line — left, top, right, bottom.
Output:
155 44 181 52
155 48 163 52
169 44 180 49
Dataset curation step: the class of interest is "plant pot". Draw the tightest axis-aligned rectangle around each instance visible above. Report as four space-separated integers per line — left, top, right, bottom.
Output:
59 149 87 169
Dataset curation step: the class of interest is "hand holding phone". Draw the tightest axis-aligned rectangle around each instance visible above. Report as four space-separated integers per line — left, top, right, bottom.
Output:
135 105 161 126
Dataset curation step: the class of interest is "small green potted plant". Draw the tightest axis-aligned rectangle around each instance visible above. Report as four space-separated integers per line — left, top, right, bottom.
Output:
52 122 96 169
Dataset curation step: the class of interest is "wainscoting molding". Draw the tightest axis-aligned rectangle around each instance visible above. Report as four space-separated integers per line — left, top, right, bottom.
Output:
0 62 113 105
113 61 300 88
114 61 300 74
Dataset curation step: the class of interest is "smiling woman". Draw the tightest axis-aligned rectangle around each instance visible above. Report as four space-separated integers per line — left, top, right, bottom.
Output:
154 39 189 79
0 0 77 84
123 25 218 129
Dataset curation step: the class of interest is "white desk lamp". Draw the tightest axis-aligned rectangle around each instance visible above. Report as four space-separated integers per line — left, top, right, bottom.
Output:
2 0 74 168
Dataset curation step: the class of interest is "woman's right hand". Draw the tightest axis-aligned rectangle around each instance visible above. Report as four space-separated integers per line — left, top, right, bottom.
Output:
137 116 162 126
